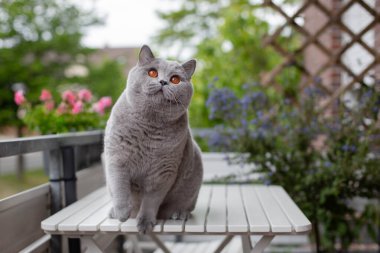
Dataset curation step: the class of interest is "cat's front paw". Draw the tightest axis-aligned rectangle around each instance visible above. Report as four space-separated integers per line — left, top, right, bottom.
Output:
109 206 131 222
137 214 156 234
170 210 190 220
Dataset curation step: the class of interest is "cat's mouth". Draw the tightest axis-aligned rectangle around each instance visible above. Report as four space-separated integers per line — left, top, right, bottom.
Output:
147 91 177 105
162 88 180 105
145 85 181 105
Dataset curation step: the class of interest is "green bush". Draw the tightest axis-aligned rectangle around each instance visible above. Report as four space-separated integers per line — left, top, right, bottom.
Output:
14 88 112 134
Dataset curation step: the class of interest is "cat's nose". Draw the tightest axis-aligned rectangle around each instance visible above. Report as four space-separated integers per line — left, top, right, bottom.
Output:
160 80 168 86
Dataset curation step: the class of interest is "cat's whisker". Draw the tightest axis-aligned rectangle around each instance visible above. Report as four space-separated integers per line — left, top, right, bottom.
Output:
168 89 182 110
169 91 173 116
173 93 186 111
167 87 186 111
165 89 174 115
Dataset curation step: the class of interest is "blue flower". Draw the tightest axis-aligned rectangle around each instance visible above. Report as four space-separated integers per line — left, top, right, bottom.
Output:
313 76 322 84
240 119 247 127
250 128 266 139
304 87 313 96
231 133 239 140
206 87 240 120
341 144 356 152
303 86 325 97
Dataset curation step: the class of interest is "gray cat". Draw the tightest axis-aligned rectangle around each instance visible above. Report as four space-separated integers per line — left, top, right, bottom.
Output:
104 45 203 234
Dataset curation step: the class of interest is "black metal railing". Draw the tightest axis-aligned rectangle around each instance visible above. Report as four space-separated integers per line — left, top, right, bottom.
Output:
0 130 104 253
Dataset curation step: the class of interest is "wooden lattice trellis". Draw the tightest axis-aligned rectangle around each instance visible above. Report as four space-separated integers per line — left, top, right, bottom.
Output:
261 0 380 112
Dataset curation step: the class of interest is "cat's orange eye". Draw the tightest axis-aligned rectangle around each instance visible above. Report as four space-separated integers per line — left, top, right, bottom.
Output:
170 75 181 84
148 69 158 78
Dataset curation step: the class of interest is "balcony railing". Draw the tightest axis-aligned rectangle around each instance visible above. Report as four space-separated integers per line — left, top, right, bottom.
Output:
0 130 104 252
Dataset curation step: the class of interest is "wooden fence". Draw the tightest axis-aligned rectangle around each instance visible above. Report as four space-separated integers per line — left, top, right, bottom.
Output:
261 0 380 112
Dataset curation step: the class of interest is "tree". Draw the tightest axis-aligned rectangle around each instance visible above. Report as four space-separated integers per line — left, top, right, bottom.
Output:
0 0 102 127
0 0 102 180
80 60 126 103
154 0 300 127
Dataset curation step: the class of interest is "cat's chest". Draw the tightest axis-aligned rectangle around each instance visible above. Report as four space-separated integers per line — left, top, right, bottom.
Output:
121 124 186 157
119 126 185 179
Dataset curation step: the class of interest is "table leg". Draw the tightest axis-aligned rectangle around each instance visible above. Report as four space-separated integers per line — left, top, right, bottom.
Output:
241 235 275 253
213 235 234 253
251 235 274 253
241 235 252 253
149 233 171 253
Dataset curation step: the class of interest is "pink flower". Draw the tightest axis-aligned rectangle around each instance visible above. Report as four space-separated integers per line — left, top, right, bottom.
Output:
62 90 76 106
99 96 112 108
57 103 67 114
78 89 92 102
39 89 52 101
44 100 55 111
71 101 83 114
92 102 105 115
92 97 112 115
14 90 26 105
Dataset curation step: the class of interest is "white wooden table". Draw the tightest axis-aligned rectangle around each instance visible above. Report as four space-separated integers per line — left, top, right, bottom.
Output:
41 184 312 253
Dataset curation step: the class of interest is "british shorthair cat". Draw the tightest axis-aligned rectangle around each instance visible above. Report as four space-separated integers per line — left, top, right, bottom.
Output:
104 45 203 234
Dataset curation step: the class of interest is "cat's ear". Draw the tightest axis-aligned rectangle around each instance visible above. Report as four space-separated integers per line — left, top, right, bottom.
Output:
182 59 196 79
138 45 155 65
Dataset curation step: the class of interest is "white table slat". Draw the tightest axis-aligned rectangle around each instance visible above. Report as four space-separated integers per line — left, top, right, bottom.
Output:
206 185 227 232
120 218 139 232
58 194 110 231
78 201 112 231
153 219 164 232
41 187 107 231
184 186 212 232
163 218 184 232
241 186 270 232
255 186 292 232
121 217 165 232
270 186 312 232
226 185 248 232
42 184 312 239
99 218 121 232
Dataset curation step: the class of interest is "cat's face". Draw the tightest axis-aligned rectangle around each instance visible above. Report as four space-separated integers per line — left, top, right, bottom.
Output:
126 45 196 120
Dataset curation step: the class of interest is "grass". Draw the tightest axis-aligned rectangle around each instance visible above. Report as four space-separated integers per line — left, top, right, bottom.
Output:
0 169 49 199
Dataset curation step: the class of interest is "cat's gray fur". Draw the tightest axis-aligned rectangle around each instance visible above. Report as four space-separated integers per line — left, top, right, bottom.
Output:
104 45 203 234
